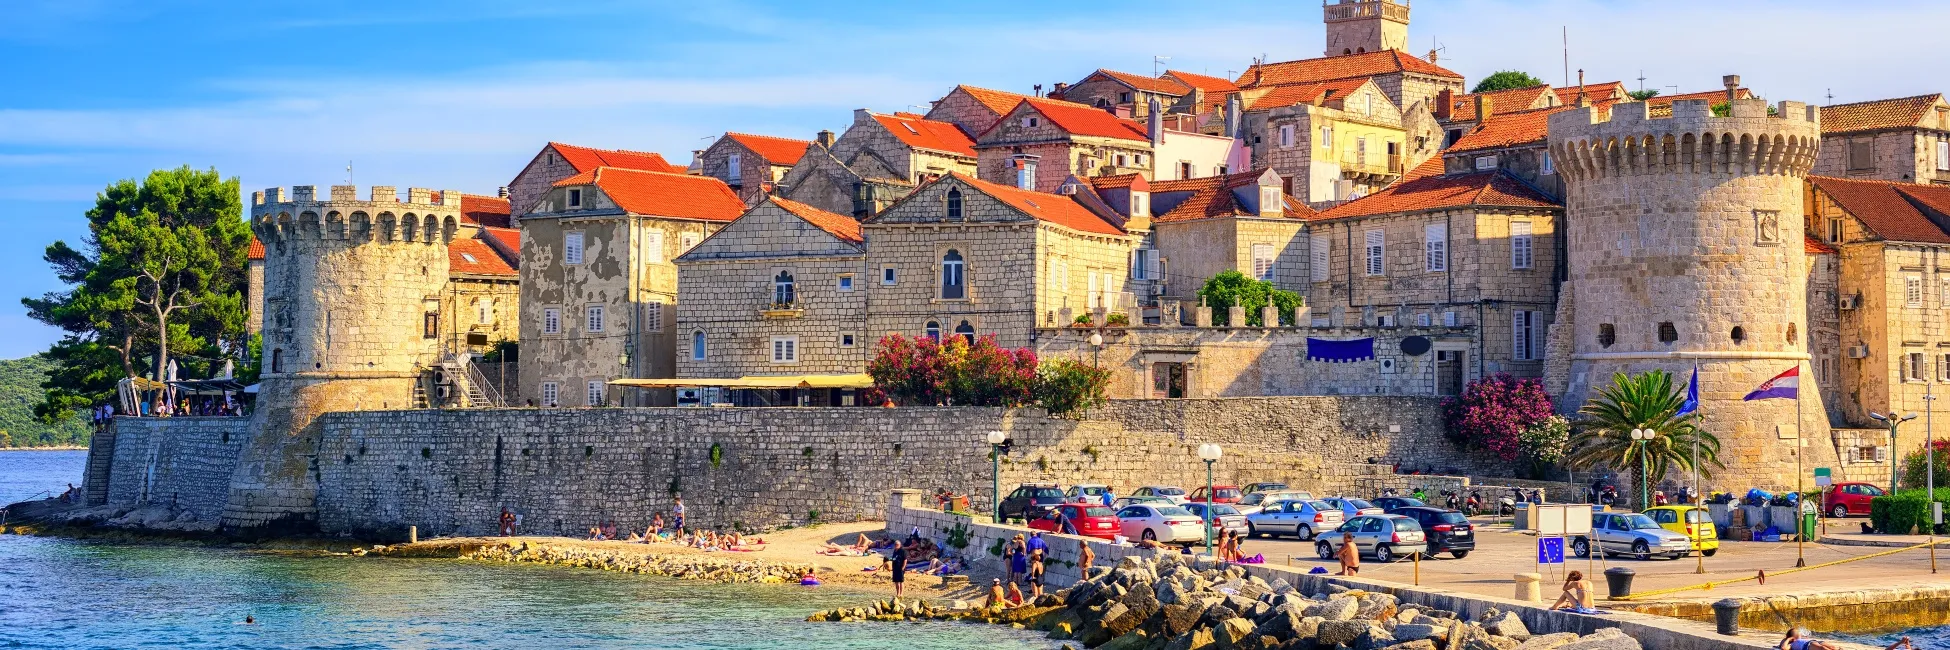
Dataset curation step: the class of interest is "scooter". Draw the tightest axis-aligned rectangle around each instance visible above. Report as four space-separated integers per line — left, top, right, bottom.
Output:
1596 485 1620 508
1463 491 1483 516
1441 489 1463 511
1498 489 1518 516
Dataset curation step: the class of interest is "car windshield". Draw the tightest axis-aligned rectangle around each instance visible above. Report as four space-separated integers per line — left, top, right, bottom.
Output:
1307 501 1336 512
1208 505 1240 516
1032 488 1064 498
1156 506 1194 517
1623 514 1663 530
1253 484 1287 492
1156 487 1186 496
1073 486 1105 495
1215 488 1241 499
1082 507 1114 518
1435 512 1469 525
1394 498 1427 507
1391 518 1423 532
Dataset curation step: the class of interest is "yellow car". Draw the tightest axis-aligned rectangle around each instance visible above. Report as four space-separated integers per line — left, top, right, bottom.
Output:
1644 506 1718 556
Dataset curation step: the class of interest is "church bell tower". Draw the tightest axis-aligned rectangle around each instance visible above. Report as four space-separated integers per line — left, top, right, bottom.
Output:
1323 0 1410 57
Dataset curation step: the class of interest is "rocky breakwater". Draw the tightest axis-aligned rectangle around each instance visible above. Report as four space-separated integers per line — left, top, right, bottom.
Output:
367 538 813 585
811 554 1641 650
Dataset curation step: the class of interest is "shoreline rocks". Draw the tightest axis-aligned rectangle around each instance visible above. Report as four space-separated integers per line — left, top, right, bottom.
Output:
370 539 815 585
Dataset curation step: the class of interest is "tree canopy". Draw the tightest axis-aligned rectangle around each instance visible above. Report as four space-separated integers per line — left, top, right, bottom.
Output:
1627 89 1661 101
1568 371 1724 492
1197 270 1302 327
21 166 251 422
1471 71 1545 94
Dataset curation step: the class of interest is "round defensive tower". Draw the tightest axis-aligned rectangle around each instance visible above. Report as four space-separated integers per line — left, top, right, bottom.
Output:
1548 86 1837 491
220 184 458 533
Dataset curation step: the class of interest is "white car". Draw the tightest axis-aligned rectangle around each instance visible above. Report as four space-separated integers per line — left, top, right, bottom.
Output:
1115 503 1206 544
1131 485 1190 504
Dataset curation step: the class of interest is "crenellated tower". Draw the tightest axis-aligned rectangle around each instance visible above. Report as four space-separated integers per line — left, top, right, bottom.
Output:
1323 0 1410 57
221 185 459 533
1548 87 1839 490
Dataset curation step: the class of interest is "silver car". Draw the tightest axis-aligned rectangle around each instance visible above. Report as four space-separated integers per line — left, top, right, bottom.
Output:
1183 502 1249 537
1314 514 1429 563
1236 490 1316 516
1244 499 1344 540
1573 512 1695 560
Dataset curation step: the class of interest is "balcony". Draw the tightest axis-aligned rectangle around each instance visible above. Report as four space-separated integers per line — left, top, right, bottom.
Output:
1339 152 1404 181
1323 1 1409 23
760 301 804 319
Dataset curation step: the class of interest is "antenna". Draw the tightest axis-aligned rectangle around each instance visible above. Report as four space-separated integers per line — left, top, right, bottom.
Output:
345 161 353 185
1827 88 1835 105
1637 70 1647 93
1153 55 1172 78
1562 27 1570 88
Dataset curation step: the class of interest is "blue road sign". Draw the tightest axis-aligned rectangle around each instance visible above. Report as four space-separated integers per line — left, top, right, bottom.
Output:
1538 537 1565 564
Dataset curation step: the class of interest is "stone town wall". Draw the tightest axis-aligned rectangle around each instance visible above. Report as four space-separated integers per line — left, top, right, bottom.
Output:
307 397 1479 539
1037 326 1482 404
96 417 252 525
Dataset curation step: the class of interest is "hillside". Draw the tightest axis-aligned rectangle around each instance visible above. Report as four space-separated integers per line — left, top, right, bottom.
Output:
0 355 91 448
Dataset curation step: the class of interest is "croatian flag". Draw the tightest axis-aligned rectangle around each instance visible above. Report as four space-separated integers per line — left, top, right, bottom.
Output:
1742 366 1799 401
1675 366 1700 416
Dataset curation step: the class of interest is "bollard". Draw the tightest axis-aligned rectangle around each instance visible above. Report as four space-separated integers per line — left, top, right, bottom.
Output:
1514 573 1543 603
1712 598 1743 635
1603 567 1636 599
409 525 418 544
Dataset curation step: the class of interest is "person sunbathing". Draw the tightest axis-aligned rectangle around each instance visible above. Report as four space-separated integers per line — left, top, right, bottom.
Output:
1551 571 1596 612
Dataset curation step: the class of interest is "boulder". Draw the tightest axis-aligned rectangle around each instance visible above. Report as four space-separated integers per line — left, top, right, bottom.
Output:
1304 598 1358 621
1200 605 1241 629
1553 629 1640 650
1215 618 1260 649
1385 641 1440 650
1255 609 1307 640
1106 601 1151 638
1048 621 1078 640
1480 611 1530 641
1123 586 1163 622
1394 624 1448 642
1078 603 1130 647
1395 607 1421 623
1513 633 1580 650
1462 632 1518 650
1101 629 1154 650
1354 625 1397 650
1158 579 1189 606
1317 620 1377 647
1163 604 1207 637
1165 626 1219 650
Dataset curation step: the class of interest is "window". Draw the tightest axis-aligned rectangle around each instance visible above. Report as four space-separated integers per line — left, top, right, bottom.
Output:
955 320 976 344
680 232 699 252
543 307 561 334
1016 159 1037 189
423 311 439 338
1363 230 1384 276
1424 224 1448 272
1261 187 1281 214
1598 324 1616 347
1320 126 1333 149
946 188 963 219
1658 322 1679 343
1363 94 1375 116
541 382 559 407
644 299 663 332
924 321 941 341
585 305 605 333
1180 161 1194 179
1907 352 1926 382
1474 155 1499 170
1279 124 1295 148
1941 354 1950 382
461 252 478 264
645 229 666 264
1022 116 1040 128
727 153 742 182
1252 243 1276 281
1118 91 1132 103
477 297 493 325
1513 310 1542 360
1510 222 1533 269
1131 249 1158 280
1310 236 1330 283
941 249 966 299
587 381 604 407
691 331 706 360
840 333 857 348
882 267 897 285
1135 154 1146 166
1053 260 1069 295
1828 218 1843 243
1907 275 1923 307
1540 151 1555 175
1088 272 1101 308
564 231 584 265
567 188 583 208
1731 325 1746 343
1114 154 1128 167
770 336 799 363
837 274 855 292
774 270 796 306
1416 313 1431 327
270 349 283 374
1133 193 1146 216
1939 141 1950 172
1847 141 1872 171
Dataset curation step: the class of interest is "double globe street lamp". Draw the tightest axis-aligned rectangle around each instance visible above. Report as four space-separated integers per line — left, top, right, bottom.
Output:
988 430 1008 523
1197 443 1223 557
1629 427 1658 509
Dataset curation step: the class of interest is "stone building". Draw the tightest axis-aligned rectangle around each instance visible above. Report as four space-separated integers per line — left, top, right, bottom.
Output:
1132 170 1314 302
1322 0 1409 57
923 85 1042 141
1052 69 1195 118
1232 50 1464 124
697 132 816 205
779 110 978 218
517 167 746 407
504 142 689 223
974 96 1154 193
1434 84 1561 147
1813 93 1950 185
1243 77 1428 205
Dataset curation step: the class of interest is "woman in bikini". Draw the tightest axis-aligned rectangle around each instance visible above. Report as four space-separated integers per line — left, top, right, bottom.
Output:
1550 571 1594 611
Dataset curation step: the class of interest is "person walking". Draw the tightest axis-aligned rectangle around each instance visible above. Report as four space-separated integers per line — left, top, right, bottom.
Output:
1336 532 1360 576
889 541 909 601
671 496 687 534
1078 540 1096 576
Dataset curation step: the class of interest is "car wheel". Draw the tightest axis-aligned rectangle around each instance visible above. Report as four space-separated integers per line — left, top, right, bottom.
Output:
1632 540 1650 558
1298 525 1314 541
1572 538 1590 558
1831 504 1850 519
1316 541 1335 560
1450 550 1470 559
1702 548 1718 557
1142 529 1158 542
1374 544 1394 563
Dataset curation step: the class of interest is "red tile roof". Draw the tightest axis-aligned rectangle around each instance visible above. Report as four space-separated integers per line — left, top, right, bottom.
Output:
1148 172 1312 223
725 132 813 166
1017 97 1150 142
247 236 264 260
873 112 978 157
1236 50 1461 88
1446 106 1574 154
1553 82 1628 106
1313 157 1561 220
1243 78 1373 111
449 237 517 276
1808 175 1950 244
1450 85 1555 118
481 226 521 267
953 85 1094 116
1895 183 1950 220
1804 235 1836 255
1165 70 1240 95
553 167 746 222
945 173 1124 235
459 194 512 228
1090 69 1191 96
550 142 688 174
1822 94 1948 135
1088 174 1149 191
769 196 864 244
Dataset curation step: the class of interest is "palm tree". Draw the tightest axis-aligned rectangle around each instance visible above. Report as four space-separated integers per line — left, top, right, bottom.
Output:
1568 371 1724 503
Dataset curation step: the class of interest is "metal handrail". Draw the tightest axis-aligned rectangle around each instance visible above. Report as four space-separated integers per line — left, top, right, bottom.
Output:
460 356 505 408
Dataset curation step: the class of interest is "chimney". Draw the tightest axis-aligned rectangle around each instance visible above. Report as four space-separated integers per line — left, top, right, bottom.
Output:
816 130 836 149
1051 82 1069 98
1148 96 1164 145
1476 94 1494 123
1575 69 1591 108
1723 74 1742 103
1225 94 1243 140
1435 89 1453 120
497 186 509 199
1251 58 1263 87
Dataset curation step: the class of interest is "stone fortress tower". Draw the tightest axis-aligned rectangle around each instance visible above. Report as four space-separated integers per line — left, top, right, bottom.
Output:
220 185 458 532
1322 0 1410 57
1547 77 1840 490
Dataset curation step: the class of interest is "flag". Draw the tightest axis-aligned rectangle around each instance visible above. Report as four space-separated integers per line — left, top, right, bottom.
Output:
1676 365 1700 416
1742 366 1799 401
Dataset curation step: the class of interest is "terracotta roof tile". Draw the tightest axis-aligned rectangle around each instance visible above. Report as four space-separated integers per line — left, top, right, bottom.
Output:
1822 94 1947 135
769 195 863 244
1895 183 1950 220
481 227 521 267
247 236 264 260
1804 235 1836 255
873 112 977 157
553 167 746 222
1237 50 1461 88
1165 70 1240 95
549 142 688 174
1450 85 1555 118
1552 82 1628 106
1091 69 1191 96
1088 174 1149 191
949 85 1094 117
459 194 512 228
1243 78 1372 111
1446 106 1574 154
725 132 813 166
449 238 517 276
1313 157 1560 220
1150 172 1312 222
943 173 1124 235
1809 175 1950 244
1019 97 1150 142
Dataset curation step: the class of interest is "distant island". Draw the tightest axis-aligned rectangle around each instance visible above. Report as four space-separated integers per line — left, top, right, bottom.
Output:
0 355 90 449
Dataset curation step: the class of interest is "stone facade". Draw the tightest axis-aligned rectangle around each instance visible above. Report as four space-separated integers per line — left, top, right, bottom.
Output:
1322 0 1409 57
439 274 520 357
1153 215 1308 299
975 101 1152 193
1038 325 1480 400
698 133 813 205
98 416 251 526
1249 82 1420 205
779 109 977 218
1812 95 1950 186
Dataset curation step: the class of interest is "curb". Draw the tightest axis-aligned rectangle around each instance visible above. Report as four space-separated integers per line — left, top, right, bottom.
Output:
1817 535 1944 549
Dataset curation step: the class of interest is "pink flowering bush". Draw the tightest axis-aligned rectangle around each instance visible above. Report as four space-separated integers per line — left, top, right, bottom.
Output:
867 334 1036 407
1441 373 1555 461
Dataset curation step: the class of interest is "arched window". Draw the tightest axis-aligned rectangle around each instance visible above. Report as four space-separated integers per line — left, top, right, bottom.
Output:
955 320 976 345
271 349 284 374
941 250 965 299
1731 326 1747 344
1597 324 1616 348
946 188 963 220
925 321 941 342
774 270 795 306
691 331 706 360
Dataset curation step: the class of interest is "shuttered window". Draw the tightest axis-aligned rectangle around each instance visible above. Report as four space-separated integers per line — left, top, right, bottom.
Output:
1511 222 1533 269
1424 224 1448 272
564 231 584 265
645 229 666 264
1252 244 1276 281
1310 235 1330 283
1364 230 1384 277
1513 310 1542 361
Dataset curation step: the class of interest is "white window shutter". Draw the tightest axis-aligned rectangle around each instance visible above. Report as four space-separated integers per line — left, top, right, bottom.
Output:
1364 230 1384 276
1424 224 1447 272
1311 235 1330 283
1146 251 1162 281
1513 311 1527 360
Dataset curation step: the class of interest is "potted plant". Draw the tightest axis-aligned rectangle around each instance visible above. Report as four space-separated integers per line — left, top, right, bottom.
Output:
1071 313 1094 328
1104 312 1130 330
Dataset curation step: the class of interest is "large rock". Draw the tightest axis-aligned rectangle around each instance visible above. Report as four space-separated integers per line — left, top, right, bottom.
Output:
1304 598 1359 621
1078 603 1129 647
1318 620 1378 647
1162 604 1206 637
1158 579 1189 606
1513 633 1580 650
1256 609 1309 640
1385 641 1439 650
1165 626 1219 650
1462 631 1519 650
1122 585 1163 623
1200 605 1241 629
1101 629 1154 650
1553 629 1640 650
1215 618 1260 648
1106 601 1151 638
1394 624 1448 643
1355 625 1397 650
1480 610 1531 641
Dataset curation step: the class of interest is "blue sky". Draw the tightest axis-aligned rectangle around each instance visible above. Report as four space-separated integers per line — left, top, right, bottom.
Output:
1 0 1942 360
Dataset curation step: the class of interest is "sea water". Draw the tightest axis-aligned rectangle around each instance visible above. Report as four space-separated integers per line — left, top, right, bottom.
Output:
0 450 1054 649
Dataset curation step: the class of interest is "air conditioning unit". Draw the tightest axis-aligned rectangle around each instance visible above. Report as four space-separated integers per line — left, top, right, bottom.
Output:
1840 294 1862 310
1846 345 1870 359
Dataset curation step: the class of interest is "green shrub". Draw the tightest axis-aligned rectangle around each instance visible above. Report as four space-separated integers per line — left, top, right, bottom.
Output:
1035 359 1111 416
1871 494 1928 535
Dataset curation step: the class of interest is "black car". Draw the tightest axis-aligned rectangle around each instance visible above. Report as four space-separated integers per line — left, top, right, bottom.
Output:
1396 506 1475 558
999 484 1069 520
1370 496 1428 514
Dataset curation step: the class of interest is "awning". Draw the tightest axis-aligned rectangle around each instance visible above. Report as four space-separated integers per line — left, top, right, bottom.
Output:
609 378 761 389
168 379 250 394
609 374 875 390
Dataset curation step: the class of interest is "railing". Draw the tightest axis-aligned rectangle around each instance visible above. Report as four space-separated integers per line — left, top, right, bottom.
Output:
1322 1 1409 22
1339 152 1404 177
459 355 505 408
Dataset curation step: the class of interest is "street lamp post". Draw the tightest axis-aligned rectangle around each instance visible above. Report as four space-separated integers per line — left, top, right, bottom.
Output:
1197 443 1223 559
1088 331 1105 369
1869 412 1918 495
988 430 1008 523
1630 427 1655 510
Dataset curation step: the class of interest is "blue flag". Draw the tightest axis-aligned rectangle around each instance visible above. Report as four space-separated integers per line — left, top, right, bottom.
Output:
1675 365 1699 416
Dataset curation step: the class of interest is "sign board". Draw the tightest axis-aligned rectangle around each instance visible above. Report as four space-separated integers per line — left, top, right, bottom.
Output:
1565 507 1594 535
1534 504 1569 536
1537 537 1565 564
1814 467 1833 488
1935 502 1944 525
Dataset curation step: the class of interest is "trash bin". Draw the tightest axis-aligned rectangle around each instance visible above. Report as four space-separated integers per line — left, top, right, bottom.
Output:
1712 598 1743 635
1603 567 1636 599
1800 512 1818 542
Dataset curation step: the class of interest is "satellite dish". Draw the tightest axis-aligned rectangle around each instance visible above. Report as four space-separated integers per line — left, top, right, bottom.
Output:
1400 336 1432 356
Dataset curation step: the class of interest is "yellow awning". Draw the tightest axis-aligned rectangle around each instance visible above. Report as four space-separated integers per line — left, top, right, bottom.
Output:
608 378 757 388
608 374 875 389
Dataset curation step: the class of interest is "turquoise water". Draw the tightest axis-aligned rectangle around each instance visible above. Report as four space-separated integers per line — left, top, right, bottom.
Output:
0 450 1053 649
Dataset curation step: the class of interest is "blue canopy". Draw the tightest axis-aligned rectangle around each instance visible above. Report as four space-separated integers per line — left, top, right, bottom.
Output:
1306 337 1376 363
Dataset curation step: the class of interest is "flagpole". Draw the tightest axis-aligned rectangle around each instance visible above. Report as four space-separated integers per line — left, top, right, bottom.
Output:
1693 365 1705 575
1789 252 1807 569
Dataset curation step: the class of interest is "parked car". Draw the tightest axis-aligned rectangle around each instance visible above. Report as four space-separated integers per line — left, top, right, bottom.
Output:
1314 514 1429 563
1644 505 1719 556
1183 502 1249 538
1244 499 1344 540
1321 497 1385 517
1370 496 1428 514
1395 506 1475 559
1131 485 1190 504
1067 483 1115 506
999 483 1069 521
1116 503 1206 544
1823 482 1886 518
1112 496 1175 510
1028 503 1123 540
1237 490 1316 516
1242 482 1289 496
1572 512 1694 560
1188 485 1243 504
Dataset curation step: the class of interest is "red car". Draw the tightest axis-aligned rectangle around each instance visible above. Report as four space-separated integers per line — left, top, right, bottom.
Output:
1823 481 1887 518
1028 503 1123 540
1189 485 1243 504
